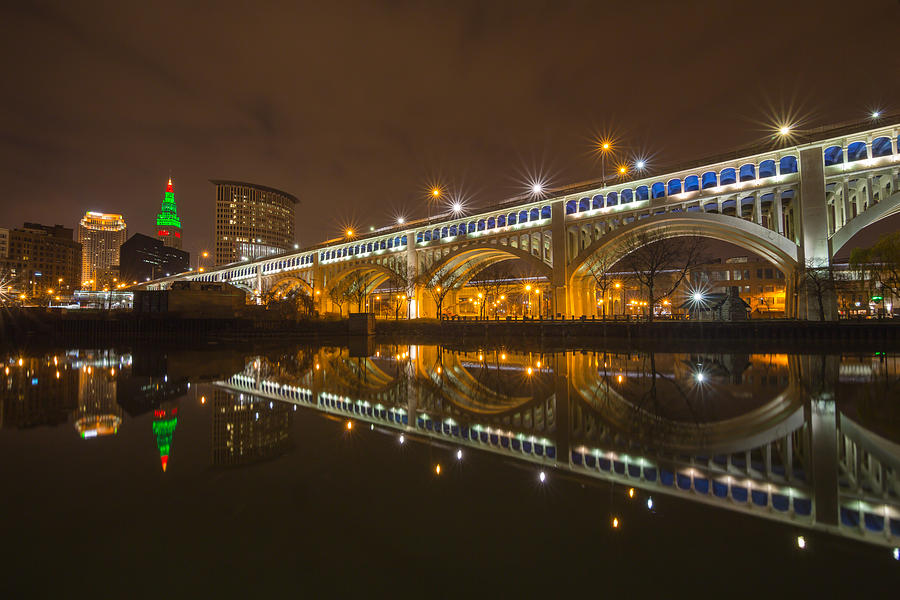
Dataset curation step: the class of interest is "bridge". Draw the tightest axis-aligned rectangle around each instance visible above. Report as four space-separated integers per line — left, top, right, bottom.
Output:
150 118 900 320
216 345 900 549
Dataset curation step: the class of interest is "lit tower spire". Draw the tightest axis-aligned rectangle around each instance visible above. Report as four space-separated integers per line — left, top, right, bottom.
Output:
152 405 178 473
156 177 183 249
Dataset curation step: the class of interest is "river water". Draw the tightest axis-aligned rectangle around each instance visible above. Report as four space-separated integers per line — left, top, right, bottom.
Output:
1 343 897 596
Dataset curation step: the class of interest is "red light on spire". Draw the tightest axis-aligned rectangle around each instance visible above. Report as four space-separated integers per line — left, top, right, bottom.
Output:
160 455 168 472
166 178 174 193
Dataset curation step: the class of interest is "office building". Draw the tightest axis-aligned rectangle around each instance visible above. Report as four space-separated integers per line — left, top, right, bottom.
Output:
212 180 297 266
156 178 183 250
1 223 81 297
0 227 8 259
120 233 189 284
78 212 127 290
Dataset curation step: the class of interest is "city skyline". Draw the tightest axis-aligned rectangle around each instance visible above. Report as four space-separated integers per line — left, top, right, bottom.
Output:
3 1 898 261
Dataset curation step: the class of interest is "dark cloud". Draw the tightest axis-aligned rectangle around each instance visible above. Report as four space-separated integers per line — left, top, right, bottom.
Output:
0 0 898 256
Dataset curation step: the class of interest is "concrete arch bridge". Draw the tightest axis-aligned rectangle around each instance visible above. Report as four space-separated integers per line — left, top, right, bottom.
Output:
150 119 900 320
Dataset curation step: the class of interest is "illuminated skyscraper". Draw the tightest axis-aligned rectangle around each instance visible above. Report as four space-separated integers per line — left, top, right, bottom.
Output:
156 178 183 249
211 180 297 266
77 212 127 290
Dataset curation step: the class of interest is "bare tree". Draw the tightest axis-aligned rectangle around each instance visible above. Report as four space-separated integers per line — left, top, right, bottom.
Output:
264 285 315 320
343 269 371 313
798 258 836 321
418 263 461 319
327 279 348 317
387 262 412 319
617 229 708 322
850 231 900 311
588 251 621 319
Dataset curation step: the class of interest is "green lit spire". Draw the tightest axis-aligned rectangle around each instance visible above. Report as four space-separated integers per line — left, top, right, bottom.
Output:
152 411 178 472
156 178 182 229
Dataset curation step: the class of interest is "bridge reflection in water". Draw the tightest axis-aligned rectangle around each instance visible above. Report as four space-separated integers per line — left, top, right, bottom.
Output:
216 346 900 550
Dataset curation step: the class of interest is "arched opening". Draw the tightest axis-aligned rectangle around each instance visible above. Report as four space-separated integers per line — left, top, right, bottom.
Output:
871 136 892 158
568 212 799 319
847 141 868 162
418 245 552 319
779 156 798 174
823 145 843 166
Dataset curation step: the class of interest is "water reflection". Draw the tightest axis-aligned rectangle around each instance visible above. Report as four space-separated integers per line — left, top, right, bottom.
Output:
2 345 899 552
218 345 900 550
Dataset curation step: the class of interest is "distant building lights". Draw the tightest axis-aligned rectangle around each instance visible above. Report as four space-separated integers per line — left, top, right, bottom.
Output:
646 497 654 510
796 536 806 549
456 449 462 460
539 471 546 483
399 434 405 444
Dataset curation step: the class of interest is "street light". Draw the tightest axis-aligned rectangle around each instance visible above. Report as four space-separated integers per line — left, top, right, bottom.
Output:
598 140 612 186
428 187 442 219
346 228 354 238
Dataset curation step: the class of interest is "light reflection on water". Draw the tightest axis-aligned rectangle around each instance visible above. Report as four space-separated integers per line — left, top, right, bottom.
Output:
2 345 899 555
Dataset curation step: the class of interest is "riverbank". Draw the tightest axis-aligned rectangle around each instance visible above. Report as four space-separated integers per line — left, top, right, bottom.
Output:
2 309 899 351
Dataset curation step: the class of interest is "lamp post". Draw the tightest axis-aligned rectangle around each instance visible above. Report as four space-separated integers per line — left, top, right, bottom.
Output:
197 251 209 272
600 142 611 187
429 187 442 221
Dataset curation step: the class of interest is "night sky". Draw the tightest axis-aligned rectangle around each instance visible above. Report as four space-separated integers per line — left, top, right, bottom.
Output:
3 1 899 259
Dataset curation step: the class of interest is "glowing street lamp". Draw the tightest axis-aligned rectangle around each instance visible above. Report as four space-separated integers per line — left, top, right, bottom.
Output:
397 217 405 225
345 228 354 238
598 140 613 186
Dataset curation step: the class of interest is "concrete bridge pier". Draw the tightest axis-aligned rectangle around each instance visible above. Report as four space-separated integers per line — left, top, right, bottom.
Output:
550 202 569 316
797 146 838 321
554 352 570 465
800 354 841 526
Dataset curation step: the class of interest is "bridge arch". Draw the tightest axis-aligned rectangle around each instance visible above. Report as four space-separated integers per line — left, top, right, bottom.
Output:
265 274 312 298
419 242 551 289
568 352 805 454
568 212 801 316
326 261 403 293
830 190 900 256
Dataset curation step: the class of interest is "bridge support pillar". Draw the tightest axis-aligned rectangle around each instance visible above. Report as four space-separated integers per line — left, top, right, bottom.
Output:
801 355 840 526
550 201 569 317
797 146 838 321
554 352 570 466
407 240 420 319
